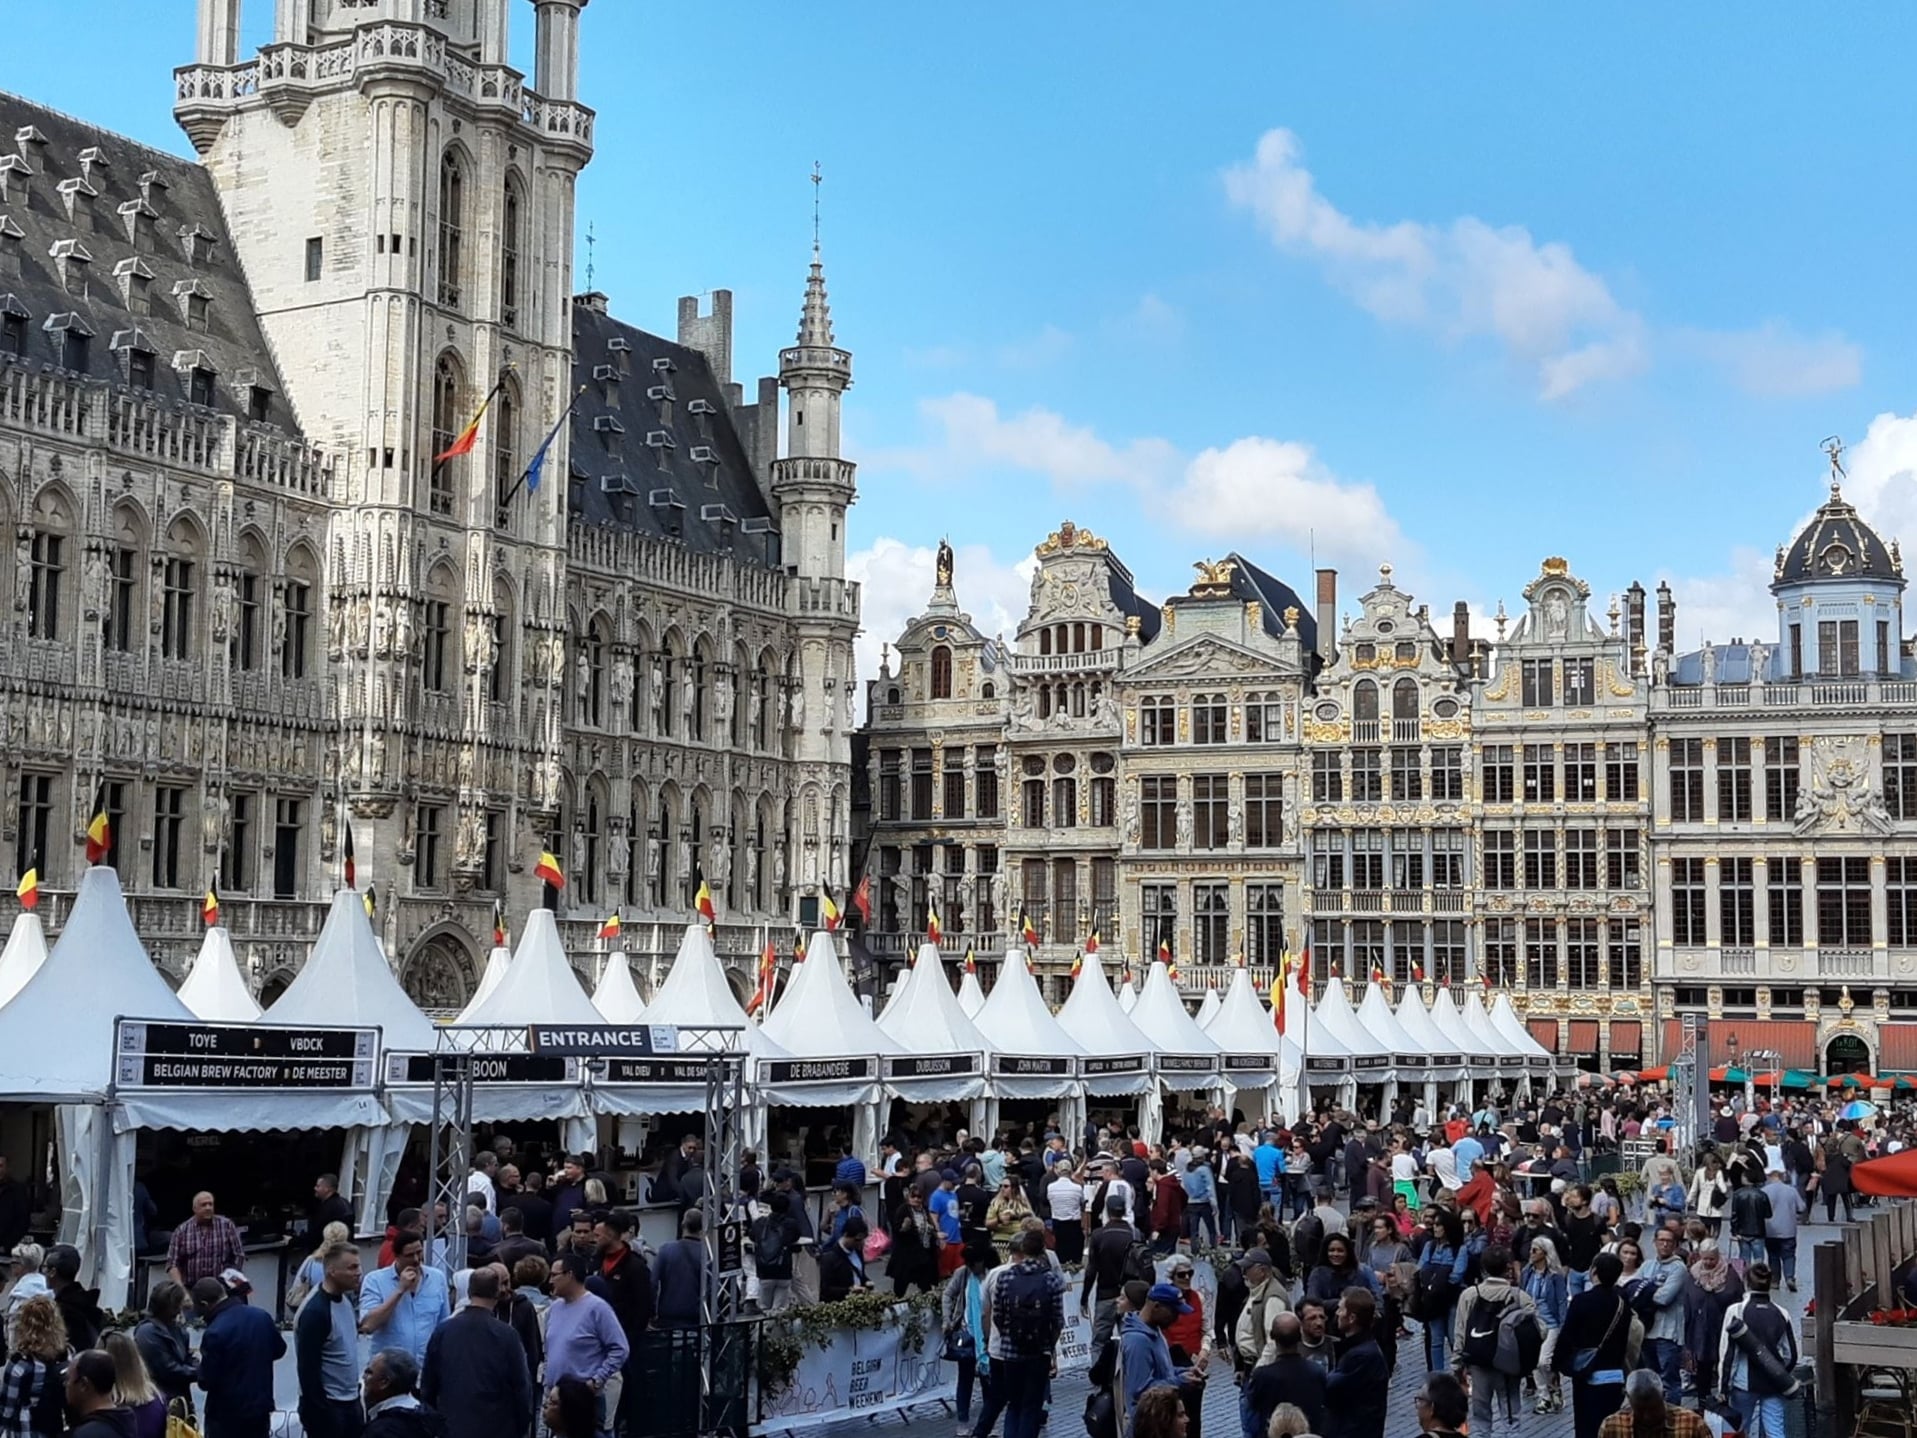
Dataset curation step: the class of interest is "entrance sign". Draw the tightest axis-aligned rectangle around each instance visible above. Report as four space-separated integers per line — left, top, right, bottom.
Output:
526 1024 681 1056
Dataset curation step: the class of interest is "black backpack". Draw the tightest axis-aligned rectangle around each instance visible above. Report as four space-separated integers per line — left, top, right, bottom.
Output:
752 1215 788 1270
1122 1237 1156 1286
1460 1291 1508 1368
993 1261 1064 1359
1624 1276 1662 1325
1408 1264 1455 1322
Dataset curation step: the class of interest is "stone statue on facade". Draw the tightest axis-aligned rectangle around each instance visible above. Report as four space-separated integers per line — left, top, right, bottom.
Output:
1700 641 1716 685
1011 686 1037 731
1176 802 1192 849
1749 641 1769 684
935 538 954 587
1794 735 1893 836
1545 592 1568 640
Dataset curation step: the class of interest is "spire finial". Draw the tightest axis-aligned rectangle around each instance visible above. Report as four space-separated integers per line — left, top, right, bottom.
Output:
1823 434 1847 496
585 220 596 291
811 161 823 257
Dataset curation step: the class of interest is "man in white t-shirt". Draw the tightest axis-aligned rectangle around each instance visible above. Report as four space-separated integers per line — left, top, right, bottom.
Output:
1084 1158 1138 1228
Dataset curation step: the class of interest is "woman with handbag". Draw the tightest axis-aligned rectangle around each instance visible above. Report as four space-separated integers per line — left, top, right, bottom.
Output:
889 1187 942 1297
1552 1251 1638 1438
941 1252 993 1437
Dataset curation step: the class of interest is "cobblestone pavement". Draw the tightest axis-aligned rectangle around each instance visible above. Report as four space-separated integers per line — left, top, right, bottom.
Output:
791 1218 1834 1438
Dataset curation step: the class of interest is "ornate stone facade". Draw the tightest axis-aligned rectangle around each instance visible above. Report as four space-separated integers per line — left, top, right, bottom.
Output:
0 0 856 1007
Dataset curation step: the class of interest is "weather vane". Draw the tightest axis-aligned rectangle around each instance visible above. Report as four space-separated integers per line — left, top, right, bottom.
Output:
811 162 823 253
1823 434 1847 490
585 221 596 291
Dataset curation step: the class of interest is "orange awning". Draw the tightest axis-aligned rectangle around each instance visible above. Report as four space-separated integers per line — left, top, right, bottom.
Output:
1853 1150 1917 1198
1527 1018 1559 1051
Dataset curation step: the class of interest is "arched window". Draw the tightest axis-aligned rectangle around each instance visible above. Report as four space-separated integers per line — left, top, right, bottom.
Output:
437 149 464 309
685 796 706 907
1392 676 1420 740
491 383 516 526
102 504 146 656
751 804 769 912
488 577 514 705
930 645 953 699
727 793 748 911
653 793 675 906
1039 628 1052 656
582 787 604 905
730 646 748 747
24 487 72 643
586 621 608 727
159 515 201 661
623 783 646 907
749 651 771 750
655 637 677 736
422 564 458 694
500 179 522 330
689 643 709 740
281 545 317 680
232 533 268 672
1354 679 1379 738
429 355 460 517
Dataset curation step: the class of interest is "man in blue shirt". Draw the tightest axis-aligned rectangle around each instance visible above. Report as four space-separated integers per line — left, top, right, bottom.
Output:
832 1142 867 1187
1181 1150 1219 1248
1453 1131 1484 1172
357 1231 450 1369
929 1171 962 1252
1118 1281 1202 1422
1254 1132 1286 1209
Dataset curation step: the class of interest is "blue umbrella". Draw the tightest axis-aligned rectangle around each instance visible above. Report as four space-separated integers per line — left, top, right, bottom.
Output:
1841 1099 1876 1121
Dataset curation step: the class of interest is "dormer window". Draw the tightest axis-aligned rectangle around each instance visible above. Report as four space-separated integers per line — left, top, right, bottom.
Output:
77 147 109 185
606 335 631 375
0 156 32 208
645 429 674 470
0 296 27 357
592 363 619 407
49 238 91 297
138 170 170 208
248 385 272 424
173 279 213 330
118 199 156 251
647 488 685 537
189 366 215 407
178 222 218 266
114 257 153 314
12 127 47 151
646 382 674 426
592 414 624 453
0 216 23 277
650 356 675 374
128 349 154 390
56 178 97 230
45 312 91 371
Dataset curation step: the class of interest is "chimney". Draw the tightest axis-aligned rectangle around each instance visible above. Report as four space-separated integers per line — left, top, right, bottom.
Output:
1451 601 1471 666
1656 581 1675 653
1625 581 1646 672
1315 568 1337 665
676 289 734 388
574 290 610 315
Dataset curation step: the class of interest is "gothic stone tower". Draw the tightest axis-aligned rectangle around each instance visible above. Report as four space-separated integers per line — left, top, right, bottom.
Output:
773 253 860 920
176 0 592 953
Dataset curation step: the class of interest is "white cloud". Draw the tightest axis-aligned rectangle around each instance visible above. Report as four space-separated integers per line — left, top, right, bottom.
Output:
1683 322 1863 397
1841 407 1917 553
846 537 1036 717
1224 128 1646 399
1657 546 1781 652
916 393 1180 489
1171 435 1405 569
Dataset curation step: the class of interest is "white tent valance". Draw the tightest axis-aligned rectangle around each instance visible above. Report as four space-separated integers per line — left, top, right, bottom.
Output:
970 952 1083 1101
876 943 989 1101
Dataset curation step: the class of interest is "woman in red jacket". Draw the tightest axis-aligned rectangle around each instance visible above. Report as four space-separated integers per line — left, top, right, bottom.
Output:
1162 1258 1211 1438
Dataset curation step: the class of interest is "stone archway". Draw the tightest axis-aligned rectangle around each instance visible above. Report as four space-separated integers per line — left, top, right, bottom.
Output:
1826 1033 1873 1076
258 968 297 1008
402 928 478 1013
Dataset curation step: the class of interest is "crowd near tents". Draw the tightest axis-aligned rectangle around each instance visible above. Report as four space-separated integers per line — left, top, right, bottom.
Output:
0 865 1571 1307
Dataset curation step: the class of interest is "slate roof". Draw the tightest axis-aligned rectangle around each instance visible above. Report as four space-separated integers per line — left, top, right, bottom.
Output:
1777 486 1901 587
568 300 781 569
1229 551 1318 651
0 93 300 430
1107 562 1162 642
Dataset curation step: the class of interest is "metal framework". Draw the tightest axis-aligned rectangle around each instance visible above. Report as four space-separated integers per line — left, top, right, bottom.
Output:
1671 1012 1702 1153
422 1021 751 1434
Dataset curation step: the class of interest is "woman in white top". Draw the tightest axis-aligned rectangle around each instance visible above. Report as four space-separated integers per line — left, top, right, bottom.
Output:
1047 1164 1088 1266
1688 1152 1732 1237
1389 1137 1422 1209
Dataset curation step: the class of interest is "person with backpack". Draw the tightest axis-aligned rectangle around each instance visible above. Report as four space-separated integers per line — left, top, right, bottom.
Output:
1816 1132 1856 1224
1449 1244 1539 1438
1117 1282 1200 1426
1717 1263 1798 1438
1082 1193 1148 1367
748 1191 800 1313
1411 1208 1469 1373
1728 1173 1772 1272
976 1229 1064 1438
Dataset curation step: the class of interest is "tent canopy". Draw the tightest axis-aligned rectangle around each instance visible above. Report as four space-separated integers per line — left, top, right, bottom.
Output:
590 949 647 1023
1117 978 1139 1013
457 909 602 1026
957 967 986 1020
463 946 512 1019
876 943 989 1101
1312 978 1393 1079
1393 988 1468 1080
1195 988 1221 1027
1058 952 1157 1096
177 926 262 1022
1200 966 1292 1088
0 866 192 1100
0 911 49 1010
970 947 1083 1100
1428 985 1500 1065
262 889 438 1052
1355 982 1430 1074
1130 961 1220 1090
762 930 902 1059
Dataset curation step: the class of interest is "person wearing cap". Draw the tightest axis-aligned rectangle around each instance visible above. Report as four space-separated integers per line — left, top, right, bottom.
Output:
1118 1281 1199 1424
1230 1249 1285 1372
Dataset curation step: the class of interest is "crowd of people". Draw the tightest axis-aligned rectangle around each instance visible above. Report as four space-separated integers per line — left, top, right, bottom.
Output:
839 1087 1912 1438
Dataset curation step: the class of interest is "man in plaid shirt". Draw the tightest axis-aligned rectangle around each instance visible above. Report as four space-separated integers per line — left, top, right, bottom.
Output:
167 1192 245 1289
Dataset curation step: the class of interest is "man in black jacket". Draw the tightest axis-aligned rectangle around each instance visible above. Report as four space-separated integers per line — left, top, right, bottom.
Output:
65 1349 135 1438
196 1277 287 1438
588 1211 654 1341
513 1173 555 1249
421 1268 532 1438
360 1351 443 1438
1322 1288 1388 1438
48 1246 104 1353
1244 1313 1327 1436
1080 1193 1139 1366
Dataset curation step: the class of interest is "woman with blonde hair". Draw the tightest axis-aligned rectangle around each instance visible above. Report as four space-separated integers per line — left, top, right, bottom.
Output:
0 1294 69 1438
287 1221 350 1316
3 1244 47 1316
1522 1236 1569 1414
103 1329 168 1438
1266 1403 1313 1438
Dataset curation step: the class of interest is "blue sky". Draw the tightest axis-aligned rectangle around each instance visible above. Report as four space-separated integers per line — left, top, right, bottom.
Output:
22 4 1917 677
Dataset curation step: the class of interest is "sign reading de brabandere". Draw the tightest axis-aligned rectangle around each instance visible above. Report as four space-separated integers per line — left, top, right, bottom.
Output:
525 1024 682 1057
115 1020 378 1090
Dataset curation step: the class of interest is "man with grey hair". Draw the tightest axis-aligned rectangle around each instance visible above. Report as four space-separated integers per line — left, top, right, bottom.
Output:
360 1349 436 1438
1597 1369 1710 1438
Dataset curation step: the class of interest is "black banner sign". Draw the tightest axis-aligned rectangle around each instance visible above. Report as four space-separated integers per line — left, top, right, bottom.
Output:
991 1054 1074 1078
1497 1055 1528 1070
597 1057 716 1085
883 1055 981 1081
1428 1053 1465 1068
762 1057 878 1085
1080 1055 1148 1078
1392 1053 1431 1069
1155 1055 1218 1074
1352 1055 1392 1072
115 1020 377 1090
1527 1056 1554 1072
1305 1056 1349 1074
526 1024 684 1056
1222 1054 1276 1072
386 1053 577 1085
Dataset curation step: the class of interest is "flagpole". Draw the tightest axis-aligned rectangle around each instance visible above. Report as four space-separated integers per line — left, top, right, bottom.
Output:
497 385 587 507
1296 930 1311 1125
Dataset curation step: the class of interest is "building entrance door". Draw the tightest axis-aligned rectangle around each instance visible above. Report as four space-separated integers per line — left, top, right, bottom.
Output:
1825 1033 1871 1076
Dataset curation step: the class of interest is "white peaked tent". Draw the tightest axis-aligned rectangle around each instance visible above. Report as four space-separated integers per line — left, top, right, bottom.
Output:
465 946 512 1017
1429 985 1500 1075
594 923 785 1140
877 942 989 1105
459 909 603 1026
1057 952 1158 1135
1464 991 1532 1089
1490 994 1559 1080
957 966 987 1019
1313 977 1394 1085
1295 1003 1357 1106
1356 982 1432 1111
970 949 1084 1140
1196 988 1222 1027
1117 978 1139 1013
0 911 49 1009
1395 987 1469 1086
761 930 900 1164
177 926 262 1022
265 890 439 1049
1130 961 1222 1100
590 949 647 1023
1199 966 1293 1119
